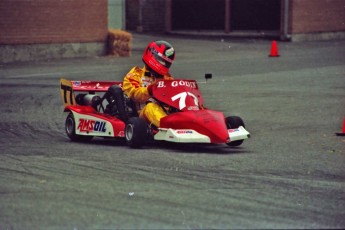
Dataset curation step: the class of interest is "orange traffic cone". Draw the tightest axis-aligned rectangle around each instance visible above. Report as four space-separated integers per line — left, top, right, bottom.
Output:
269 40 280 57
336 116 345 136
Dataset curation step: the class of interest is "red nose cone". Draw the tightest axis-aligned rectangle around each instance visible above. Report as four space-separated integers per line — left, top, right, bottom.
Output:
160 110 229 143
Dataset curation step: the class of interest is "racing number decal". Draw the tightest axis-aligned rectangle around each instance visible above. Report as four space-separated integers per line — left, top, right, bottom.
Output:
60 79 76 106
171 92 199 110
61 85 73 104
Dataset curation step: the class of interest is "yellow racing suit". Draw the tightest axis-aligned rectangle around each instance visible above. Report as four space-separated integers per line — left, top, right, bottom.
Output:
122 66 173 127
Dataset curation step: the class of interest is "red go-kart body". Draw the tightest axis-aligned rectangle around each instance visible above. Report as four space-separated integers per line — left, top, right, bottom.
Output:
60 78 250 147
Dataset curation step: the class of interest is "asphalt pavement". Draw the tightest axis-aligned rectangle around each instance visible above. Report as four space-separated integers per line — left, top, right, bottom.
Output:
0 33 345 229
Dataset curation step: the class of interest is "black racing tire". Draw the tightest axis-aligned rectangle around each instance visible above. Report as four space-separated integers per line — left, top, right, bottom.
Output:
125 117 148 148
65 112 93 142
108 85 129 122
225 116 245 147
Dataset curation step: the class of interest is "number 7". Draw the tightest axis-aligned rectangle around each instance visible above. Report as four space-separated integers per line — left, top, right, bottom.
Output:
171 92 198 110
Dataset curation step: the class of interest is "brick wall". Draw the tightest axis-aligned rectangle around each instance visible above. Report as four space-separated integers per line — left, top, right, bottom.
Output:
0 0 108 45
290 0 345 34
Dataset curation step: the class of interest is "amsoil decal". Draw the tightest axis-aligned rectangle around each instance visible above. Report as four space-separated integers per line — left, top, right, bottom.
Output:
77 118 106 133
176 130 193 134
228 128 240 133
73 81 81 86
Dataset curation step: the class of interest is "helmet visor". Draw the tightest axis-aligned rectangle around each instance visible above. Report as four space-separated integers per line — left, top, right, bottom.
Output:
153 51 173 68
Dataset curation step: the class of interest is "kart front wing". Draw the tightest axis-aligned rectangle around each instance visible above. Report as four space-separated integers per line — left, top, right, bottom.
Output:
154 126 250 144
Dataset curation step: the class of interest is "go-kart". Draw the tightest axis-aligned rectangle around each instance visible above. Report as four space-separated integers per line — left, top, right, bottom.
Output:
60 75 250 148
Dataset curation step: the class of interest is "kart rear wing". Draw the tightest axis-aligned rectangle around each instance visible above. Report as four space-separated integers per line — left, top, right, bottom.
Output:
60 78 122 107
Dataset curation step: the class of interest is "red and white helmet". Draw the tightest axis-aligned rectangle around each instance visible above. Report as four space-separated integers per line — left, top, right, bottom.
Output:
142 40 175 76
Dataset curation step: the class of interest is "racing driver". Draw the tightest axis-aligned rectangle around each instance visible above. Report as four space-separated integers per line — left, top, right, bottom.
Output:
122 40 176 128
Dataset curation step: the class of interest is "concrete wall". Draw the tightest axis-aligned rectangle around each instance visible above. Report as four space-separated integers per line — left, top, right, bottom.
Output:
108 0 125 29
0 43 106 64
0 0 108 63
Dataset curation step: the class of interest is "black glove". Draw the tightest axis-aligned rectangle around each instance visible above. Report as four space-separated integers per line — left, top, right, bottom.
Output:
147 83 154 96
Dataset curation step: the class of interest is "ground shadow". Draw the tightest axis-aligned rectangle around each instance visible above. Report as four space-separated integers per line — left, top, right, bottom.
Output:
145 141 252 155
58 136 252 155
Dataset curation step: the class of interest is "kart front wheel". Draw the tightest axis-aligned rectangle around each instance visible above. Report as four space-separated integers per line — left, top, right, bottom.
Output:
225 116 245 147
65 112 93 142
125 117 148 148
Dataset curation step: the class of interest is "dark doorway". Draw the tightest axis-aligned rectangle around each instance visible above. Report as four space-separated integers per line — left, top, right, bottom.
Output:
231 0 281 31
172 0 224 30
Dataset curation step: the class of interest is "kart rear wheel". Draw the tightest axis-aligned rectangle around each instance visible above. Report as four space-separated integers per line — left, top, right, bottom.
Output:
125 117 148 148
225 116 245 147
65 112 93 142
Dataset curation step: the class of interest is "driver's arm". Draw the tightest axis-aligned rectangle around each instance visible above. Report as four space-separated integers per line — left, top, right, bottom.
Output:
122 67 150 103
